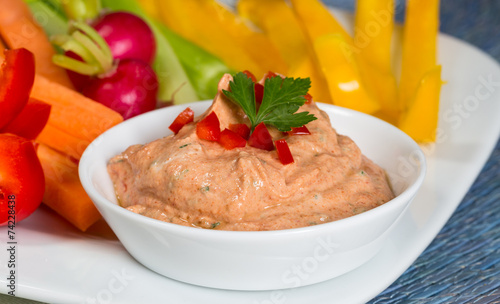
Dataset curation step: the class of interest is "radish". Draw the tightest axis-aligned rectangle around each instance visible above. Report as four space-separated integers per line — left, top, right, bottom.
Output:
83 59 158 119
52 19 159 119
92 11 156 65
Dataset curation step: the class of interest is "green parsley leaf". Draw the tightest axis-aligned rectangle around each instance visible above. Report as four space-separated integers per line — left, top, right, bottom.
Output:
222 72 257 126
222 72 317 132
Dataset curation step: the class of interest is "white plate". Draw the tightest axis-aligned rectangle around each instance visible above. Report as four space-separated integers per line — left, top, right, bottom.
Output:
1 33 500 304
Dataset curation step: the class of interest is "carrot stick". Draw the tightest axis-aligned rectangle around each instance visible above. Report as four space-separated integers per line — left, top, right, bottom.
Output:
36 124 91 160
0 0 74 88
37 143 102 231
31 74 123 158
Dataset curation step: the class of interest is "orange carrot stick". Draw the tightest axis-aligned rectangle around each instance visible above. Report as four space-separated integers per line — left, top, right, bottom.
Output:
31 74 123 158
37 143 102 231
0 0 74 88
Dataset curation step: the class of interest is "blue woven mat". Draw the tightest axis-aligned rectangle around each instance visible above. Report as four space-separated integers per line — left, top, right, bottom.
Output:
321 0 500 303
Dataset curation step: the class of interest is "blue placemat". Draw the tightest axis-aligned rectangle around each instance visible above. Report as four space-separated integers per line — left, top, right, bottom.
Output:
321 0 500 303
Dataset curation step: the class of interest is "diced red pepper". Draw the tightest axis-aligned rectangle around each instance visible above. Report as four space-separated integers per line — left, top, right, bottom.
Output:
254 83 264 109
275 139 294 165
219 128 246 150
288 125 311 135
169 107 194 134
242 70 257 82
304 93 313 104
196 111 220 141
248 122 274 151
229 123 251 140
0 48 36 130
0 98 51 140
264 71 278 80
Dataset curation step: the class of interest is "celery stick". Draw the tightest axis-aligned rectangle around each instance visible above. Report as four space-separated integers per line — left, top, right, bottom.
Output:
156 23 233 100
24 0 69 36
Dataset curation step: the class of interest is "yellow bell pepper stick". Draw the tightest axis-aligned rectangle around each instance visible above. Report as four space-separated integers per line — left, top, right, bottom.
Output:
398 0 440 109
210 0 287 76
354 0 399 122
291 0 380 114
314 34 380 114
237 0 331 103
399 65 442 142
155 0 262 75
290 0 352 43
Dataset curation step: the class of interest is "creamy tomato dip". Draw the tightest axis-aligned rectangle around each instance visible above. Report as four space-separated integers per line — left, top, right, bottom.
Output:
107 74 394 231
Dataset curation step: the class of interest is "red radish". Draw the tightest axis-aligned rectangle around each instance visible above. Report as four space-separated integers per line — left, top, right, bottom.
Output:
82 59 158 120
219 129 246 150
196 111 220 141
275 139 294 165
288 125 311 135
92 11 156 65
169 107 194 134
248 122 274 151
228 123 250 140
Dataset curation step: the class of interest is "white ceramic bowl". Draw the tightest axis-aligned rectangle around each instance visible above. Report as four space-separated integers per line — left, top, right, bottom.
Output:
79 101 426 291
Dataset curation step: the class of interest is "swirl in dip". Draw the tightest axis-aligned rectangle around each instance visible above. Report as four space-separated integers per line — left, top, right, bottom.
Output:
107 74 394 231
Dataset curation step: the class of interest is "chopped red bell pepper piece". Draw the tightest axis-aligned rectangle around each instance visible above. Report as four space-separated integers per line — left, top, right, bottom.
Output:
254 83 264 109
275 139 294 165
229 123 251 140
288 125 311 135
304 93 313 104
264 71 278 80
196 111 220 141
242 70 257 82
169 107 194 134
0 98 51 140
0 48 36 130
219 128 246 150
248 122 274 151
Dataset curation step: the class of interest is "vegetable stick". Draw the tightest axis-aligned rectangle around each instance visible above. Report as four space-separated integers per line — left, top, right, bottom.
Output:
31 74 123 159
398 65 442 142
237 0 331 103
37 143 102 231
313 34 380 114
290 0 352 43
0 0 74 88
208 0 287 75
290 0 380 114
398 0 440 109
354 0 399 122
156 0 264 76
36 124 90 160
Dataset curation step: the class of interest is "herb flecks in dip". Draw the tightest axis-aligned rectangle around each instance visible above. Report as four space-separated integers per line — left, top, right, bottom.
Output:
107 73 394 231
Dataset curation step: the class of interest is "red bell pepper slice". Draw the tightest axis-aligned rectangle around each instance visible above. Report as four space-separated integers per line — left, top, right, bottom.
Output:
275 139 294 165
0 48 36 130
248 122 274 151
196 111 220 141
0 98 51 140
219 128 246 150
169 107 194 134
288 125 311 135
229 123 251 140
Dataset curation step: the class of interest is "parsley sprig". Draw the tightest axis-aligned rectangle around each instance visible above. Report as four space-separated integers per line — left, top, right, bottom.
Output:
222 72 317 132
